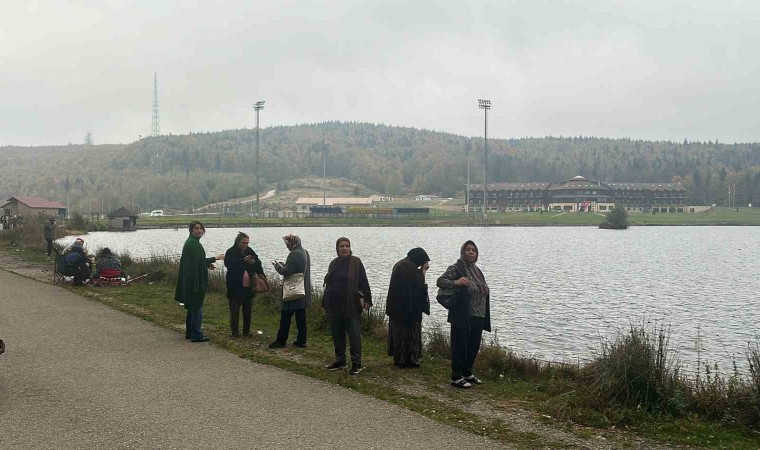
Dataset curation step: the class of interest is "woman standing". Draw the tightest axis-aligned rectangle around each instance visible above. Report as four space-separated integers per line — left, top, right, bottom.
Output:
436 240 491 388
224 232 265 337
323 237 372 375
270 234 311 349
386 248 430 368
175 221 224 343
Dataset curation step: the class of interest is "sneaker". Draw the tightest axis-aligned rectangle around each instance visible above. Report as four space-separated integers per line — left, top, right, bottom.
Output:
349 365 363 376
268 340 286 349
450 378 472 389
464 375 483 385
325 361 347 371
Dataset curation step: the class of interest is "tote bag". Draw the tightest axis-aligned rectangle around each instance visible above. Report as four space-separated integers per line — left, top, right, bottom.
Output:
282 273 305 301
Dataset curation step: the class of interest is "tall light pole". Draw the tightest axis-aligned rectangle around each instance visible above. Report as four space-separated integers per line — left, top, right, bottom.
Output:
466 142 470 214
478 99 491 221
322 142 327 206
254 100 265 217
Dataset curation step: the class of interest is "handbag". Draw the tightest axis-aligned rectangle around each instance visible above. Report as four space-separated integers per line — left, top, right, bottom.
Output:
253 273 270 294
436 287 458 309
282 273 306 301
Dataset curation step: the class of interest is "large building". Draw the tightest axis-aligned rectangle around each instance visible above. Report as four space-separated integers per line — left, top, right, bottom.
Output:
1 196 67 219
468 176 688 213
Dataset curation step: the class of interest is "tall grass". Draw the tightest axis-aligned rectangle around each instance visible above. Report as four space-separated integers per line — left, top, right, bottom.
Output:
580 323 685 414
0 216 50 251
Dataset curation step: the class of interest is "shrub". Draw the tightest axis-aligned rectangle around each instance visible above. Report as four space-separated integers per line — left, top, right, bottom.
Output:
362 295 388 339
601 206 629 229
68 212 88 231
580 323 685 414
424 321 451 360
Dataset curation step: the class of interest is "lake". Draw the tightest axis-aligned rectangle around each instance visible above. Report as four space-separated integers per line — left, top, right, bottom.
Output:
58 226 759 373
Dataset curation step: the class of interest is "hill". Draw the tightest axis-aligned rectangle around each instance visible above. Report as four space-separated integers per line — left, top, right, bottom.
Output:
1 122 759 213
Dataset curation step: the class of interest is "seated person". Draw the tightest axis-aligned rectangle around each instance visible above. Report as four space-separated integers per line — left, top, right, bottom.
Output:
95 248 126 279
62 237 86 254
63 240 92 286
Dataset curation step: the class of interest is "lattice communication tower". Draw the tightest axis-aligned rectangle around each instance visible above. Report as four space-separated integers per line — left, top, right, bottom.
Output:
152 72 160 137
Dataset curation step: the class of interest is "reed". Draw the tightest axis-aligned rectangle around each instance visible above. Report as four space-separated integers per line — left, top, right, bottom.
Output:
424 321 451 360
579 322 685 414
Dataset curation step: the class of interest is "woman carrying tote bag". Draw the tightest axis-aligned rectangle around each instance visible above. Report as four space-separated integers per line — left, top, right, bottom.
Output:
270 234 311 349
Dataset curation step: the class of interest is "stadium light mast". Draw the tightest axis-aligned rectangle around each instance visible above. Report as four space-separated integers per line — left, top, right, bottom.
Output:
254 100 265 217
466 143 470 214
322 142 327 206
478 99 491 221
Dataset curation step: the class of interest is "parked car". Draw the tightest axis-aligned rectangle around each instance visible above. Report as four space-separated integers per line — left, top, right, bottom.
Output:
149 210 164 217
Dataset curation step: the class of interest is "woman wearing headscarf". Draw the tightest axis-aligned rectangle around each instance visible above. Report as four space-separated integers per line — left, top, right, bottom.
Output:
386 248 430 368
270 234 311 349
436 240 491 388
224 232 265 337
323 237 372 375
175 221 224 343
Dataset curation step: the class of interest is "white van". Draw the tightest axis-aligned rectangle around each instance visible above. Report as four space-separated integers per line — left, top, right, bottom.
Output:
150 210 164 217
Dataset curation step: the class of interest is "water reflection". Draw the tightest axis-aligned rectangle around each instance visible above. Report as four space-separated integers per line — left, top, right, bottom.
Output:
58 226 760 372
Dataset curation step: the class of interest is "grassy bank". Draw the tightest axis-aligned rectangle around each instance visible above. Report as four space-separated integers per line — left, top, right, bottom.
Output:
136 207 760 228
1 238 757 449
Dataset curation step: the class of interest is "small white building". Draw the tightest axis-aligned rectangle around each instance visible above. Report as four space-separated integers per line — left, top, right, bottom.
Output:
415 194 439 201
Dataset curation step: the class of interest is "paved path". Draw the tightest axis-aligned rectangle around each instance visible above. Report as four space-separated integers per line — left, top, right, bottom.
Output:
0 269 502 449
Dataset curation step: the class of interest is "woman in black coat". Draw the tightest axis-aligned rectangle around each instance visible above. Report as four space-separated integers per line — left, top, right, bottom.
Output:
386 247 430 368
323 237 372 375
224 232 265 337
436 240 491 389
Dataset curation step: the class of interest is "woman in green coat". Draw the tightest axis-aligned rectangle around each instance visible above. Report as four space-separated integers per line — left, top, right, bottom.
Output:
175 221 224 342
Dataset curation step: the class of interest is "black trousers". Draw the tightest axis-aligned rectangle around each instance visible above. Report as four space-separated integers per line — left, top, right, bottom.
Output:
329 315 362 367
450 317 484 380
228 296 253 335
45 238 53 257
72 263 91 286
276 309 306 345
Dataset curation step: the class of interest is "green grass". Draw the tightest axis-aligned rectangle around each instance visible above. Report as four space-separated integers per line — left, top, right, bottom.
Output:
59 276 760 449
136 207 760 228
5 238 760 448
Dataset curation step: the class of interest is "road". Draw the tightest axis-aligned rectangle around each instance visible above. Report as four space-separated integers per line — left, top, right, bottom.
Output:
0 269 502 449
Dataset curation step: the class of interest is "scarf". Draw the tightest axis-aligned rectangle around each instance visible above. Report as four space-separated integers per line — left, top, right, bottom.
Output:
458 240 489 297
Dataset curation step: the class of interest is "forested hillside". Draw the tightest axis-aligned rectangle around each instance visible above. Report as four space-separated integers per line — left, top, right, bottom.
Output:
1 122 759 213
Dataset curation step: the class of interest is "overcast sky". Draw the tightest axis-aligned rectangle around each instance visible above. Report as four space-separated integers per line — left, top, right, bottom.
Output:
2 0 759 146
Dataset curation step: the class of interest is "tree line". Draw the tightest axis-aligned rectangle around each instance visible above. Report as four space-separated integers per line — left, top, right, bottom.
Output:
1 122 759 212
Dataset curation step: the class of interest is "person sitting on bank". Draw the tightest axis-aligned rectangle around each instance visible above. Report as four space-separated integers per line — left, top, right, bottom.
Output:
64 240 92 286
62 238 85 254
94 248 126 279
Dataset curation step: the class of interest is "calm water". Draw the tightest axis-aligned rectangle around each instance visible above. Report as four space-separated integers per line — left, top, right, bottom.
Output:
59 226 760 372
